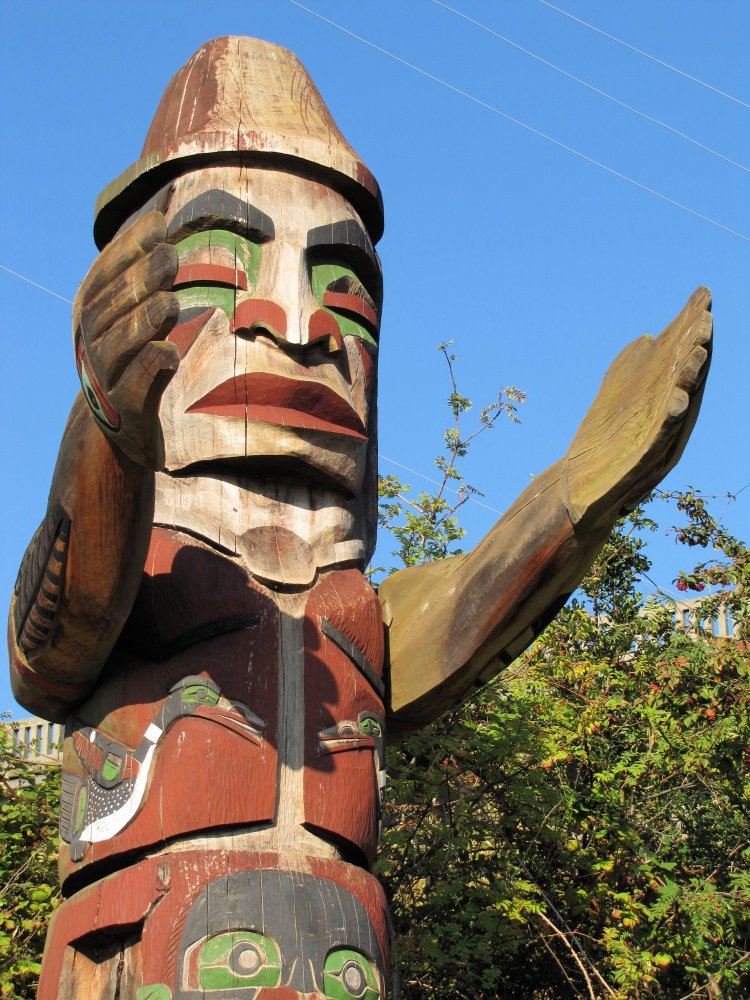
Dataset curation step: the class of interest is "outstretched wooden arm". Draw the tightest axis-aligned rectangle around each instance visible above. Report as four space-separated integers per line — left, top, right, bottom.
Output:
9 397 155 721
380 460 602 730
382 287 712 731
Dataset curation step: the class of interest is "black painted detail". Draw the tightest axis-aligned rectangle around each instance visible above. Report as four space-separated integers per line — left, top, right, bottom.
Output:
14 506 71 653
167 189 274 243
321 618 385 698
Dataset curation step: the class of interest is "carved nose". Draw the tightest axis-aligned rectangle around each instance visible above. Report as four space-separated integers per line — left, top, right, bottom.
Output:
232 299 342 354
231 299 287 340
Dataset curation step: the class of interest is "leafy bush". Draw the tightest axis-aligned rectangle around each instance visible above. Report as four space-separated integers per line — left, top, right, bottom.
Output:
376 349 750 997
0 725 60 999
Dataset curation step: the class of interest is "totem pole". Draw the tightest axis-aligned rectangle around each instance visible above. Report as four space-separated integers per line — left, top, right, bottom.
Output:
8 37 711 1000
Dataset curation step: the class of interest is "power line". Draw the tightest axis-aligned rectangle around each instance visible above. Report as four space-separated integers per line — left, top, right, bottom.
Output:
0 263 73 305
285 0 750 245
379 454 503 514
536 0 750 112
430 0 750 175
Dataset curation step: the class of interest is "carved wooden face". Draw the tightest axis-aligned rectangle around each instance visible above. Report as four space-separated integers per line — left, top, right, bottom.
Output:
158 166 381 496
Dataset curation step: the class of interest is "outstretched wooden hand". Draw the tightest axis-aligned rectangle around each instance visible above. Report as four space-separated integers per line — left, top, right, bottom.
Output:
73 211 180 467
564 286 712 531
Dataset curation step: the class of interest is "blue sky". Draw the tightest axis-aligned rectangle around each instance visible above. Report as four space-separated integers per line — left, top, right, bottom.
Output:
1 0 748 715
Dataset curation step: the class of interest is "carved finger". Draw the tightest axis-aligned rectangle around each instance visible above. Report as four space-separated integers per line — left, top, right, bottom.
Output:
81 243 178 342
110 340 180 466
676 345 709 392
78 212 168 305
667 387 690 421
93 292 180 387
691 309 713 348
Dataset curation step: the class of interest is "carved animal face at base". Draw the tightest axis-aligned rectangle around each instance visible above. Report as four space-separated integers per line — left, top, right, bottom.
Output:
157 166 381 497
145 868 385 999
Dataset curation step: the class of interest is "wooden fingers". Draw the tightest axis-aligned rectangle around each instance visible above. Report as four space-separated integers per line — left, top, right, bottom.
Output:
80 242 178 341
93 292 180 387
78 212 169 305
110 340 180 466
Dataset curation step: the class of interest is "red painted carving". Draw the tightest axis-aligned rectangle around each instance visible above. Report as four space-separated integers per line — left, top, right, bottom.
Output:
174 262 248 290
187 372 367 438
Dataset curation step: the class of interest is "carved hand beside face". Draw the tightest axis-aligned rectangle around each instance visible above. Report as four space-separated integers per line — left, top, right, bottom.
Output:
73 211 180 467
564 285 712 531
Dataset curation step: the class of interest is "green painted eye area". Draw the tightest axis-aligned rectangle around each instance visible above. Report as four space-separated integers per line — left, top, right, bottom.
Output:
176 230 261 289
194 930 281 991
311 261 379 347
323 947 380 999
359 716 382 739
181 684 220 706
174 229 262 320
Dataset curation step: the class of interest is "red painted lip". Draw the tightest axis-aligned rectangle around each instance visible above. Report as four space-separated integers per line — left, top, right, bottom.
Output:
186 373 366 439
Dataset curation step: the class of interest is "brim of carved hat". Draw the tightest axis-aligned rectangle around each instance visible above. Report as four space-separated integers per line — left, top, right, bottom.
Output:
93 36 384 249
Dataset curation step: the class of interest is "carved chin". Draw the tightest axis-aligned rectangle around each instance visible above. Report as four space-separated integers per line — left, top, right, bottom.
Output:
160 415 368 495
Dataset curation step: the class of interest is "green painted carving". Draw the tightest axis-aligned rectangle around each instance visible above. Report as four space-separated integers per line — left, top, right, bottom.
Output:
174 285 236 319
179 682 221 706
75 785 87 831
197 930 282 990
311 261 378 346
174 229 262 320
323 947 380 1000
359 715 382 739
136 985 172 1000
101 755 121 782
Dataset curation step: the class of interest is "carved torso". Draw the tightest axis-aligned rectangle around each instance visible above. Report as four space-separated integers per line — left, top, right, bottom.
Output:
59 525 386 884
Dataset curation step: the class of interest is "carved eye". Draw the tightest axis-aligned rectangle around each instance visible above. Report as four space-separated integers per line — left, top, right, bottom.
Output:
323 947 380 999
75 335 120 431
358 716 382 739
311 262 379 345
182 929 282 991
180 684 220 706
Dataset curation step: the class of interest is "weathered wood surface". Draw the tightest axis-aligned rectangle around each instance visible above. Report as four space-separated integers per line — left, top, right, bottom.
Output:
6 34 710 999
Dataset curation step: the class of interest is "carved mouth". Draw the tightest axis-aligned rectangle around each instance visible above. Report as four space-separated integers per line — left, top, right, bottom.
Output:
186 373 367 439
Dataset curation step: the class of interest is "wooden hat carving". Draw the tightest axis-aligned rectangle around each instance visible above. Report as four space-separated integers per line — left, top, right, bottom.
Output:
94 36 383 248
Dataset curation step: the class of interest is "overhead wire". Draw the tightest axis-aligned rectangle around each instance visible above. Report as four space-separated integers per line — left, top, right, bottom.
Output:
378 454 503 514
535 0 750 112
429 0 750 175
0 263 73 305
285 0 750 245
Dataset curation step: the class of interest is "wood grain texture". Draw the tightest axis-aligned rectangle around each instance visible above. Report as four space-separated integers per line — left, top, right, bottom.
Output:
8 398 154 720
94 36 384 250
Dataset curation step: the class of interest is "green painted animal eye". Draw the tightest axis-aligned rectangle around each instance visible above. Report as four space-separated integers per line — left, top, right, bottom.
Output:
359 717 382 739
181 684 220 706
323 948 380 999
192 930 282 991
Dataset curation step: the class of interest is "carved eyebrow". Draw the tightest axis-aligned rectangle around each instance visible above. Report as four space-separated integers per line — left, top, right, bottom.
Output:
307 219 381 299
307 219 375 260
167 190 275 242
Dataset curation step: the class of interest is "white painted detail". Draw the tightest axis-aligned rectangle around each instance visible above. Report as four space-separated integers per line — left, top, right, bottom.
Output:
144 723 163 743
79 744 156 843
